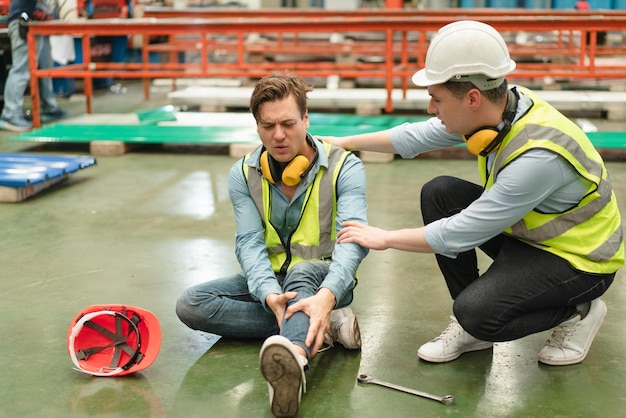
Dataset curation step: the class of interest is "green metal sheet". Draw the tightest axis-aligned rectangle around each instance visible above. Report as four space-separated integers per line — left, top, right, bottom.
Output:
11 124 260 144
135 105 179 125
9 113 429 145
586 132 626 149
307 113 427 127
8 112 626 149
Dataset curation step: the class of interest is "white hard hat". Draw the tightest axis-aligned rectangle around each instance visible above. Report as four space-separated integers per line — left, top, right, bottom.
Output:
412 20 516 89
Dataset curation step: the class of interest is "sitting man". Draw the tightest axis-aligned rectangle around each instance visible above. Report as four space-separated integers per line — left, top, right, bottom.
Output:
176 74 369 417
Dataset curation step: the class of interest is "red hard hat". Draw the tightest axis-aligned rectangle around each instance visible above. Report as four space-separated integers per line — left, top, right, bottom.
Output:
67 304 161 377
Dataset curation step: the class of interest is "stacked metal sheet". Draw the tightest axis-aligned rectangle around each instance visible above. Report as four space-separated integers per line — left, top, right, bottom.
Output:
0 153 96 202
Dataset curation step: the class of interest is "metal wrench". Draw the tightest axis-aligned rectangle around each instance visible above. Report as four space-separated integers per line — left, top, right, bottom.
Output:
357 374 455 405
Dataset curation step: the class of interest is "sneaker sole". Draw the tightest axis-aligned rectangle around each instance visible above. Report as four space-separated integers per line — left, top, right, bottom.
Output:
538 301 607 366
41 114 68 123
418 341 494 363
260 343 302 417
0 119 32 132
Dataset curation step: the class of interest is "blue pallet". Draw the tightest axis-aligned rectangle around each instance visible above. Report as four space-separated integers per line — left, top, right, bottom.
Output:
0 153 96 189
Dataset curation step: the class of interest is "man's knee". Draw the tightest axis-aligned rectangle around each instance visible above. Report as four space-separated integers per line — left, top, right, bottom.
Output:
421 176 456 223
285 260 328 282
453 297 494 340
287 261 310 276
175 286 215 329
421 175 458 200
283 261 328 296
175 288 195 325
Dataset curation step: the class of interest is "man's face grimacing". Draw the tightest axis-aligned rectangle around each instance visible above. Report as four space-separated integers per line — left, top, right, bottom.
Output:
256 95 310 164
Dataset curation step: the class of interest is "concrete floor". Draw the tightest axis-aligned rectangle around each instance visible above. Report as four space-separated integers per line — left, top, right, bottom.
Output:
1 82 626 417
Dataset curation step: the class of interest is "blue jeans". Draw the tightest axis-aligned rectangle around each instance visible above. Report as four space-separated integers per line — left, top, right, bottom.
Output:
176 260 354 359
2 20 59 120
420 175 614 342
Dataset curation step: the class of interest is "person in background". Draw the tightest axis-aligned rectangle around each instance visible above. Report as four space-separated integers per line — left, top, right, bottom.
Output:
176 74 369 417
575 0 590 11
325 21 623 367
1 0 67 132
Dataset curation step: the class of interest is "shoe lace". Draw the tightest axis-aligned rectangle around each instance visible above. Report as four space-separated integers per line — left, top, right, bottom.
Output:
318 336 334 353
434 316 463 343
320 318 345 350
545 320 578 348
320 315 349 351
328 318 343 339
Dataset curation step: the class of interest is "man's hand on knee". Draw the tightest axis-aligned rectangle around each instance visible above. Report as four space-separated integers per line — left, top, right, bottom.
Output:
287 288 336 357
266 292 298 328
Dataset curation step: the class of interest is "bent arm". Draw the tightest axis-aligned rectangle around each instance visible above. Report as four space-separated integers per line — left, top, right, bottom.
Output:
322 154 370 301
229 163 281 308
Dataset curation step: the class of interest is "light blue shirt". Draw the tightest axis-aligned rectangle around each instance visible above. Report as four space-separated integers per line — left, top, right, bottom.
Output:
229 137 369 309
389 89 591 258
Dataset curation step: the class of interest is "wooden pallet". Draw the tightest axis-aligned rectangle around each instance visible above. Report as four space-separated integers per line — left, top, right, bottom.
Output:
0 176 70 203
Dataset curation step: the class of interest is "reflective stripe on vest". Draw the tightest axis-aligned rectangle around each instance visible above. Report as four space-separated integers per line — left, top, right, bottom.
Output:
479 88 623 273
244 143 350 273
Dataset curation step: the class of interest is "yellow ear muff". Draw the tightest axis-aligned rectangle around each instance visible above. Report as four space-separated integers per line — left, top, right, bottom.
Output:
463 128 499 156
282 155 310 187
260 151 277 183
260 151 311 186
462 88 520 157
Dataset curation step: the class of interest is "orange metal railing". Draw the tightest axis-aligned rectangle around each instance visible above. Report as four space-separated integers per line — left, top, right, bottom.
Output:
26 14 626 127
142 6 626 19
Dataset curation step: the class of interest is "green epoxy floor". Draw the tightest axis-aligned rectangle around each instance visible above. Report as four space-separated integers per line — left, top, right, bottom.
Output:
2 82 626 418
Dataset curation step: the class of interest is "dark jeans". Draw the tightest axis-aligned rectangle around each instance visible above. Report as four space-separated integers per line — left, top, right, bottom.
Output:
420 175 614 342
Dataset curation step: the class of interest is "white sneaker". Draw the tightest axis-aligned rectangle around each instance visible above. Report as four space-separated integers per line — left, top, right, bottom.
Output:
0 115 32 132
418 316 493 363
260 335 307 418
324 307 361 350
538 299 607 366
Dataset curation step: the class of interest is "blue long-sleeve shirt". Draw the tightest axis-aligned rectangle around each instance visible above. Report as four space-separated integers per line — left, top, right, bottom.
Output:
8 0 56 23
389 88 591 258
229 137 369 309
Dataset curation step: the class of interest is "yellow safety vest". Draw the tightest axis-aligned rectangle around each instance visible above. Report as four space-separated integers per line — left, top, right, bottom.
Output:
245 142 351 274
479 88 624 274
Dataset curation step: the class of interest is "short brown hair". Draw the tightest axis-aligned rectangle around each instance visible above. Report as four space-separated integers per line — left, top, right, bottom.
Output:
249 74 313 122
442 79 509 105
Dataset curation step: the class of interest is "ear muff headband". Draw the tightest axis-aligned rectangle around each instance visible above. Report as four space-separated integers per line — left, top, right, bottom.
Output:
68 310 142 377
462 88 520 157
260 151 311 187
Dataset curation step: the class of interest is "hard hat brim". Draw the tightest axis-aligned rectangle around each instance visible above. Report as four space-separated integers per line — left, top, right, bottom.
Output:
411 68 437 87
